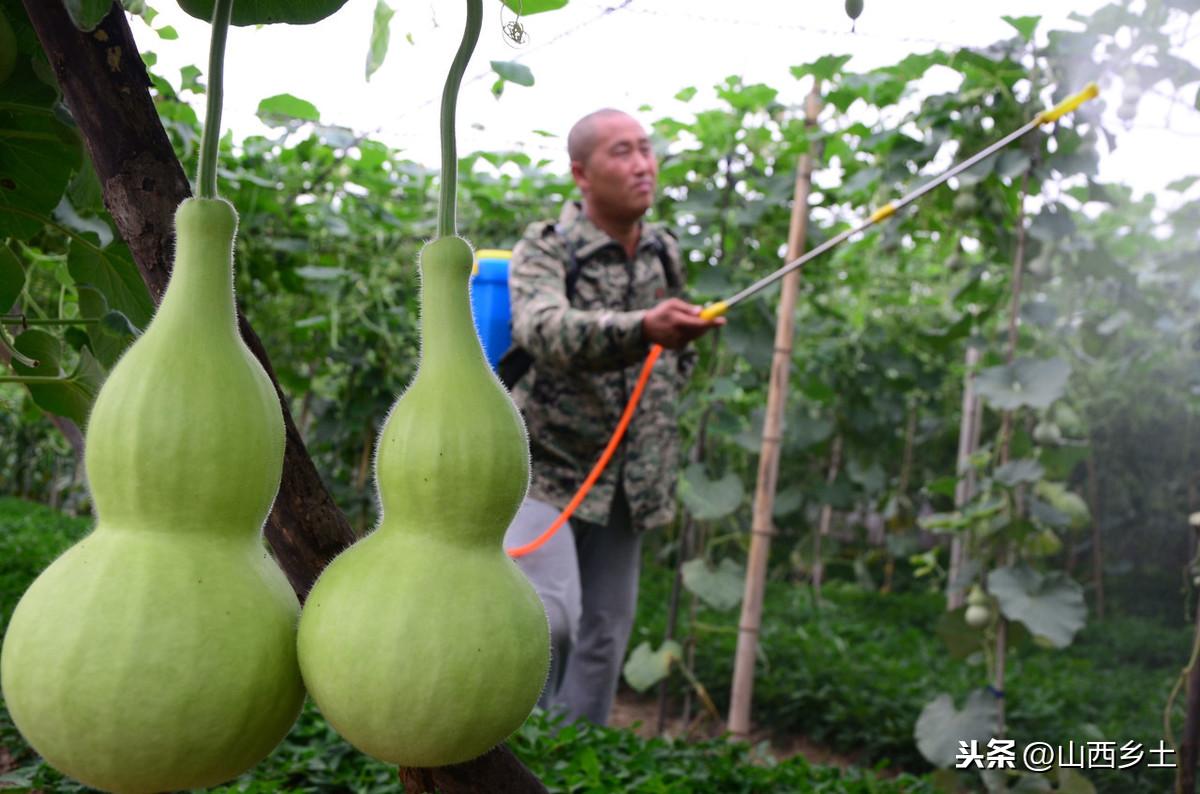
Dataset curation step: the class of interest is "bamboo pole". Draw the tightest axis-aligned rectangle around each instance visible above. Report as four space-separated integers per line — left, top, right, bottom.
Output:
726 81 821 739
947 344 982 610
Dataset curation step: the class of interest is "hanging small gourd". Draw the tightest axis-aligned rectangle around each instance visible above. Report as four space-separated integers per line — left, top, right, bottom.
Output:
0 3 304 791
296 0 550 768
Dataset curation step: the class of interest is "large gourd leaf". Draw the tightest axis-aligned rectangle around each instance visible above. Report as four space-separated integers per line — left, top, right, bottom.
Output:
678 462 743 521
681 557 743 611
993 458 1044 487
975 357 1071 411
622 640 681 693
177 0 349 26
11 328 103 427
987 564 1086 648
0 62 81 239
915 689 999 768
67 236 153 331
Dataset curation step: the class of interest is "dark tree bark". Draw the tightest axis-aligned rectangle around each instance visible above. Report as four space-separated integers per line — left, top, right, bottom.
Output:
399 749 549 794
21 0 356 600
19 2 543 790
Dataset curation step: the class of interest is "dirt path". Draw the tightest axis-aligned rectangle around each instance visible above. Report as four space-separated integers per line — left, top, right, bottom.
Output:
607 686 867 770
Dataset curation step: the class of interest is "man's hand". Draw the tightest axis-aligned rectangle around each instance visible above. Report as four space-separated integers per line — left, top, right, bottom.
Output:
642 298 725 350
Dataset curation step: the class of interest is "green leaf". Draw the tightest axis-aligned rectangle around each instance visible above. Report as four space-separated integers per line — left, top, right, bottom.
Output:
622 640 681 693
681 557 743 611
11 329 103 426
1167 175 1198 193
674 86 697 102
366 0 394 82
987 564 1086 648
180 64 205 94
935 608 983 659
155 24 178 39
67 236 153 330
62 0 112 31
0 71 83 239
1001 15 1039 41
773 485 804 517
994 458 1044 487
491 60 534 88
678 462 743 521
499 0 567 15
256 94 321 128
975 357 1071 411
99 310 138 339
790 54 852 82
915 690 999 768
177 0 350 26
75 285 121 367
0 246 24 311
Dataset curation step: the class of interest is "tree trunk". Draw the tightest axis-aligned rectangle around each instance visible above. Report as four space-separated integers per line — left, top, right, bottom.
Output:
726 82 821 740
20 3 542 790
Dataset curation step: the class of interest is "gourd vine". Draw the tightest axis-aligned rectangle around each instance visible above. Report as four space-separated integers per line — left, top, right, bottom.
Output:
196 0 234 199
437 0 483 239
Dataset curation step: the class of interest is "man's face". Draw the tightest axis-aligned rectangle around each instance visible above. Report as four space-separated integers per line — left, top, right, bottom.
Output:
573 114 657 223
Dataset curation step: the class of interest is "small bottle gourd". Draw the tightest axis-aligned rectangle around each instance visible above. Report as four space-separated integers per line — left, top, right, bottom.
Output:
297 235 550 767
0 198 304 794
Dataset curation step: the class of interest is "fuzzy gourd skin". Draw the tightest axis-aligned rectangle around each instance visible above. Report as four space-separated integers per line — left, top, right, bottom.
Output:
298 236 549 767
0 198 304 794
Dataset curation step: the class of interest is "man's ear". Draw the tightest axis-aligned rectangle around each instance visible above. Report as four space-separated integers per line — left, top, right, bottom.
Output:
570 160 589 194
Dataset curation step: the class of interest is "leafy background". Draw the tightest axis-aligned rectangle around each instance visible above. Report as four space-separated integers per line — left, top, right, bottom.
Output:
1 0 1199 791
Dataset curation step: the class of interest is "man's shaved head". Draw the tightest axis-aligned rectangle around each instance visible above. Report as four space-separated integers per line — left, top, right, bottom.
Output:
567 108 635 165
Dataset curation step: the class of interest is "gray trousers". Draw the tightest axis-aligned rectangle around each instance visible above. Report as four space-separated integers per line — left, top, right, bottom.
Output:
504 491 642 726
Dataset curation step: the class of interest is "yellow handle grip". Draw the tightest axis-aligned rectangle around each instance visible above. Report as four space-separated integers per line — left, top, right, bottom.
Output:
868 202 897 224
699 301 728 321
1037 82 1100 124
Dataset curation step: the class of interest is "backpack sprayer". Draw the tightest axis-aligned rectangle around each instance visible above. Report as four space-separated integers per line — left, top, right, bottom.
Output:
503 82 1100 559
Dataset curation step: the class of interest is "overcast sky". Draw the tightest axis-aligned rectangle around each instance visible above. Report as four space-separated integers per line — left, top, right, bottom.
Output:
130 0 1200 201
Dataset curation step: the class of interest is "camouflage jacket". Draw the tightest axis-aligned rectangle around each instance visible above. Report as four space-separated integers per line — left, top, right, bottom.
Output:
509 201 695 531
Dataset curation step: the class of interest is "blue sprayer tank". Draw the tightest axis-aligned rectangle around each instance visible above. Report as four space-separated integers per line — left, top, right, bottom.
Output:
470 249 512 371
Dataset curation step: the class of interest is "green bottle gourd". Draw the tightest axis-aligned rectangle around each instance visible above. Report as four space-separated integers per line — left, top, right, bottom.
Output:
0 198 304 794
297 236 550 767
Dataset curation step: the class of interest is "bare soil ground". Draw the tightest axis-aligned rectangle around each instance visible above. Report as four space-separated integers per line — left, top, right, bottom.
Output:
607 686 867 770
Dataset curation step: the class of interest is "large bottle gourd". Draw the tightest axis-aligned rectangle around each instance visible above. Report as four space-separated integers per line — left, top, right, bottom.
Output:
0 198 304 794
297 236 549 767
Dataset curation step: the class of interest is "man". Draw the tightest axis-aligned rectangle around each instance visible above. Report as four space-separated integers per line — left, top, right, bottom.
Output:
503 108 723 726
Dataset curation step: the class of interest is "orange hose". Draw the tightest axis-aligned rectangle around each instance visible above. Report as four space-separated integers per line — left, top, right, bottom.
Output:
507 344 664 559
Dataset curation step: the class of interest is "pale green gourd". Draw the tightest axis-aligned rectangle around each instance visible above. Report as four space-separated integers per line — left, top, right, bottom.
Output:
296 235 550 767
0 198 304 794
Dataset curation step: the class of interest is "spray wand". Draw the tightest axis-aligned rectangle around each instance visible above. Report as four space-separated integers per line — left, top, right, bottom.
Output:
506 82 1100 559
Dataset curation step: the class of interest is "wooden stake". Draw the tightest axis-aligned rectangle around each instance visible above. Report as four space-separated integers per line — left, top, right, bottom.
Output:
947 344 982 610
726 81 821 739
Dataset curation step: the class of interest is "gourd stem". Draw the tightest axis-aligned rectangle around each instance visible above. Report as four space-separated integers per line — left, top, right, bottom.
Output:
197 0 235 199
437 0 483 239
